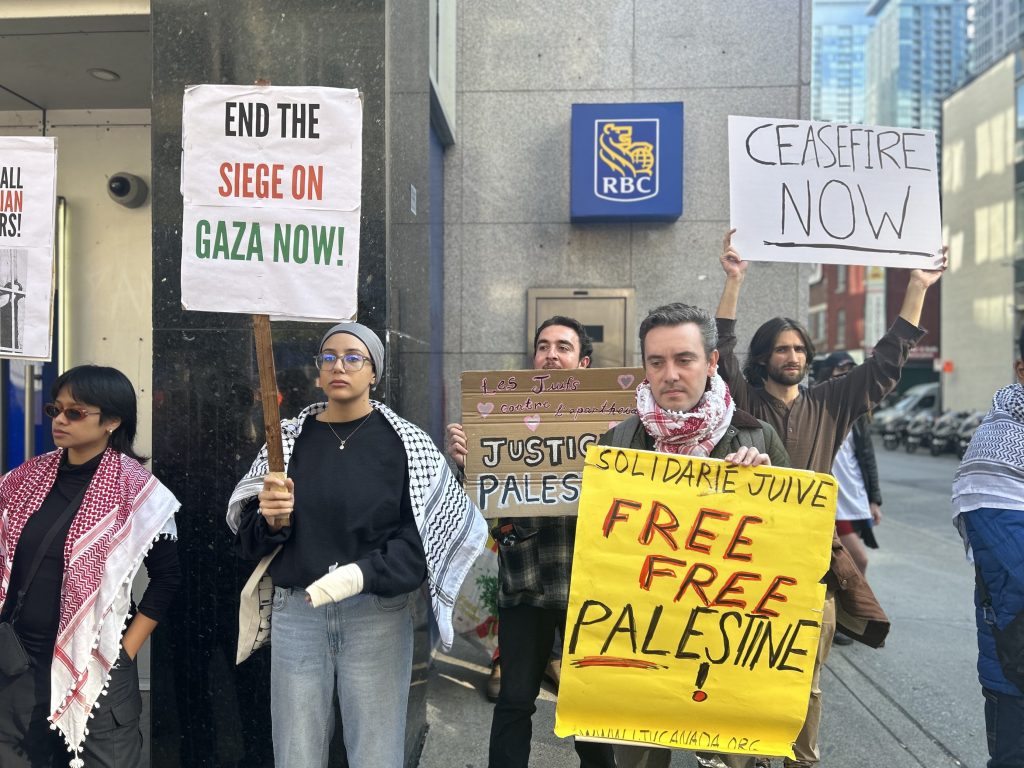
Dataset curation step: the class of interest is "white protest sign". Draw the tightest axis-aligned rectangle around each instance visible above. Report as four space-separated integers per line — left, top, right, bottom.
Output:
180 84 362 319
729 116 944 269
0 137 58 360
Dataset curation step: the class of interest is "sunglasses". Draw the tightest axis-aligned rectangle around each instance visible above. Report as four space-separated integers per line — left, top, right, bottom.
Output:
43 403 102 422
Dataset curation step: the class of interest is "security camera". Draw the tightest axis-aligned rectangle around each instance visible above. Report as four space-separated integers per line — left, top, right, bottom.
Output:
107 173 149 208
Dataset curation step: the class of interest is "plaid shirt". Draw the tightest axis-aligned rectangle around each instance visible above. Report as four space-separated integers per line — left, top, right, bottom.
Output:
494 515 577 609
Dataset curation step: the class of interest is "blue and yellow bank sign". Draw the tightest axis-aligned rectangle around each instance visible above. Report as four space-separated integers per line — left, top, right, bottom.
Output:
570 102 683 222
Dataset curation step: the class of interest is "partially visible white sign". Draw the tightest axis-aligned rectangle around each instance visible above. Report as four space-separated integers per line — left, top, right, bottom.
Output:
729 116 943 270
180 84 362 320
0 137 58 361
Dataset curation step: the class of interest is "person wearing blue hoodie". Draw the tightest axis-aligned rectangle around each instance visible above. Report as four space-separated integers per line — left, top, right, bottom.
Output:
952 330 1024 768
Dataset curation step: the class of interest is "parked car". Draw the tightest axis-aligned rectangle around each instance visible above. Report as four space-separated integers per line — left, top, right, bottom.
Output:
873 382 940 435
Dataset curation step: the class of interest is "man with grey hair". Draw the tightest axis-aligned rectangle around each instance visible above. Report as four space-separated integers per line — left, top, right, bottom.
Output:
597 302 790 768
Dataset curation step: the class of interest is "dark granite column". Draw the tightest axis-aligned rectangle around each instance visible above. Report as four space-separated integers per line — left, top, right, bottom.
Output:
150 2 434 765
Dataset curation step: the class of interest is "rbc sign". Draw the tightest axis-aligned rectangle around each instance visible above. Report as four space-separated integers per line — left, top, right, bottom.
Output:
570 102 683 222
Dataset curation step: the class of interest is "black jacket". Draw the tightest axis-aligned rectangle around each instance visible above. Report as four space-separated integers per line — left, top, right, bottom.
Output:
851 416 882 506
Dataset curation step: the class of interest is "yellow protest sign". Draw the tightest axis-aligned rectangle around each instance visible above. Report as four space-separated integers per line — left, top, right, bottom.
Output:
461 368 642 518
555 445 836 758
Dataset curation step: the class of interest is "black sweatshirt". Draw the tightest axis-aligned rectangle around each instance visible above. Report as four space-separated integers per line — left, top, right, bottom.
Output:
0 453 181 658
236 411 426 596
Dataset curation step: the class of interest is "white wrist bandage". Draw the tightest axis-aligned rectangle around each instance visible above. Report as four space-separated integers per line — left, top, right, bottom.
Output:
305 563 364 607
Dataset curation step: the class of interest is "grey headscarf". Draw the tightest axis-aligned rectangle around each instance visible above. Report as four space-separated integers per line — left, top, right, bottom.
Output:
319 322 384 376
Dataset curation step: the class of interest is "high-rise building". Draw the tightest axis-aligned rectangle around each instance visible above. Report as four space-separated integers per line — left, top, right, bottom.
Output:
812 0 875 122
971 0 1024 76
865 0 970 134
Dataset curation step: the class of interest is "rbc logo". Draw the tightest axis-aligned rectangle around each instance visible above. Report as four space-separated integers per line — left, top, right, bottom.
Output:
571 102 681 221
594 119 659 202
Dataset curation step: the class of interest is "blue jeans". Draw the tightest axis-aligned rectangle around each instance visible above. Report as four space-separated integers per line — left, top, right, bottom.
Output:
983 688 1024 767
270 586 414 768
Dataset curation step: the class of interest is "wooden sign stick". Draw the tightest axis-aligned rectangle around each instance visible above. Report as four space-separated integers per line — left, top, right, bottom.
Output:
245 79 289 525
253 313 290 526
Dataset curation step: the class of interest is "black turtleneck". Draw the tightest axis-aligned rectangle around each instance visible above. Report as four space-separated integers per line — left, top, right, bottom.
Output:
0 452 181 659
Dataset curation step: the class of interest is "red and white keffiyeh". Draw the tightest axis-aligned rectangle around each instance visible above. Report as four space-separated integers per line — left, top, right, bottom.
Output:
0 447 178 767
636 373 735 456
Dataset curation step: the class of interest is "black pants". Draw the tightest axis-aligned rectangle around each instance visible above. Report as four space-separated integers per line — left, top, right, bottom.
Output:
984 687 1024 768
0 649 143 767
488 604 615 768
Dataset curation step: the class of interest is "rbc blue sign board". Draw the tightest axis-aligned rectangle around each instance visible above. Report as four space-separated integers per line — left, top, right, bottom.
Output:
570 102 683 222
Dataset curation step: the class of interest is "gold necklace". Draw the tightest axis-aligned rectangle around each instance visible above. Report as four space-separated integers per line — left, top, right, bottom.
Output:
325 411 373 450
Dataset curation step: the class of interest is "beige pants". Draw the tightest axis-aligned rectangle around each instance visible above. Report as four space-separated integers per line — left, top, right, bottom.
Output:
783 592 836 767
612 594 837 768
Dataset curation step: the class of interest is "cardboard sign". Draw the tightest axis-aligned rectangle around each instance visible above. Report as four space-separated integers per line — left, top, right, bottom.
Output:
461 367 643 518
180 84 362 319
554 446 835 758
729 115 944 269
0 137 58 360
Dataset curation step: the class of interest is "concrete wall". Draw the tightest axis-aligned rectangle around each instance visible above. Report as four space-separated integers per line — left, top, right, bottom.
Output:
941 54 1018 409
443 0 813 424
0 109 153 456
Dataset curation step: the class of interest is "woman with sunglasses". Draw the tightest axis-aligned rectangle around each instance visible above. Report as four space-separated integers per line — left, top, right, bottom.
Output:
227 322 485 768
0 365 180 767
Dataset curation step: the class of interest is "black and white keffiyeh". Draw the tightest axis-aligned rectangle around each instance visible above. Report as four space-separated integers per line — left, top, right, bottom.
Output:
228 400 487 661
952 383 1024 556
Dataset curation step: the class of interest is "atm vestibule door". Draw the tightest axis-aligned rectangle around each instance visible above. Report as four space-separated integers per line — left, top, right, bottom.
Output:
527 288 636 368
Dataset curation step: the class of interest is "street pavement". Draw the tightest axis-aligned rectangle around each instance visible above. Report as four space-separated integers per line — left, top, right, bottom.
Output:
417 438 987 767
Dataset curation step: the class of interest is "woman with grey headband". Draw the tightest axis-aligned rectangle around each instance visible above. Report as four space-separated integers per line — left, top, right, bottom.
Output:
227 322 486 768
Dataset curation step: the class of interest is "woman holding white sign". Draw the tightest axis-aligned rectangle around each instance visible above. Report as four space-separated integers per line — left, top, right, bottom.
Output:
228 322 486 768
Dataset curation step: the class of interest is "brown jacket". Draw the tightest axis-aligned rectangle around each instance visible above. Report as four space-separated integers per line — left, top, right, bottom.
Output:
712 316 925 647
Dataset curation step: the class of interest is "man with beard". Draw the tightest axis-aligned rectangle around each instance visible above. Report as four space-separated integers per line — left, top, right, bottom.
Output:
710 230 945 768
447 316 615 768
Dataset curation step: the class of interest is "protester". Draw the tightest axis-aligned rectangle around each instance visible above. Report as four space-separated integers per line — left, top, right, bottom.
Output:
598 302 789 768
0 365 181 767
447 316 590 704
713 229 945 767
448 315 615 768
819 352 883 574
952 330 1024 768
228 322 486 768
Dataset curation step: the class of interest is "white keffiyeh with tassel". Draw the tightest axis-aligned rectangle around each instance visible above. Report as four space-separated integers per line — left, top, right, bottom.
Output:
227 400 487 663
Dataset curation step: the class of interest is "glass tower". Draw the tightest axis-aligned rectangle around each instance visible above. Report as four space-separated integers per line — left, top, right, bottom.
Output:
972 0 1024 76
865 0 969 134
812 0 876 122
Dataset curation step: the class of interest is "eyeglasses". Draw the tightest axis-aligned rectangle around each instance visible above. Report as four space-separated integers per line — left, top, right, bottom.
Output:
43 403 101 421
314 353 373 372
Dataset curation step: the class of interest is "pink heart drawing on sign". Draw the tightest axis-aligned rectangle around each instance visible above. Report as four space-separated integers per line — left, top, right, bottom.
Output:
477 402 495 418
617 374 635 389
608 421 620 429
524 415 541 431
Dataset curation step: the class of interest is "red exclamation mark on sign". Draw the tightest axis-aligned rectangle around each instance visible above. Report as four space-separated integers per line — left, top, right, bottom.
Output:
336 226 345 266
692 661 710 702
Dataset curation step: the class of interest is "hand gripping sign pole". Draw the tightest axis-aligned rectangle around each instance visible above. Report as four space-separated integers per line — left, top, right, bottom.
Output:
252 312 289 525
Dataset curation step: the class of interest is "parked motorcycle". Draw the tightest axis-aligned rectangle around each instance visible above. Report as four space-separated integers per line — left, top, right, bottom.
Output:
882 414 910 451
904 411 935 454
956 411 986 458
929 410 971 456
